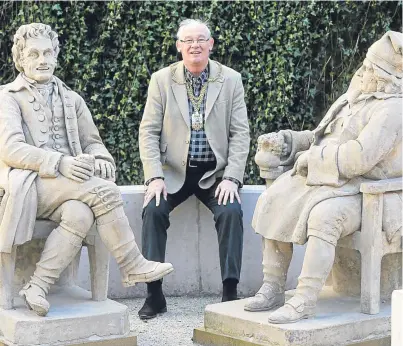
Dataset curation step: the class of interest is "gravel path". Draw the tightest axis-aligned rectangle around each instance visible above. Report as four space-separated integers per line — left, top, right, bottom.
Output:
117 296 220 346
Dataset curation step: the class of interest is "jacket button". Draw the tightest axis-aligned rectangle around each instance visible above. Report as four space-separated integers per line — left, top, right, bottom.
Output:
185 140 189 144
55 144 61 149
182 160 186 166
28 95 35 103
40 127 47 133
38 114 45 122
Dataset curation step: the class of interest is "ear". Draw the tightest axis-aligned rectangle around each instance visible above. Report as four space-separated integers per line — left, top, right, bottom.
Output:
176 40 181 53
209 37 214 51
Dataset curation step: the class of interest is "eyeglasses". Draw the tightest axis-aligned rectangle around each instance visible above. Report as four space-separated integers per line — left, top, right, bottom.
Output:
179 38 210 45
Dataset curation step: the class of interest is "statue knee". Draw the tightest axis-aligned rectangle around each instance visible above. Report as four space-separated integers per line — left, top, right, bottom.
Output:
60 200 95 238
307 201 342 246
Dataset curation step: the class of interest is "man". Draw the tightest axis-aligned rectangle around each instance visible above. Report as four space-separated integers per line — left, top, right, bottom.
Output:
0 23 173 317
246 31 402 323
139 19 250 319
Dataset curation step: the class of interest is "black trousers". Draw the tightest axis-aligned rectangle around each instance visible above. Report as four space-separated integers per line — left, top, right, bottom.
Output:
141 166 244 282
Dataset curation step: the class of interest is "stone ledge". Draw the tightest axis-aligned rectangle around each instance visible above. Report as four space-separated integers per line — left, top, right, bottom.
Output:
194 287 392 346
0 286 132 346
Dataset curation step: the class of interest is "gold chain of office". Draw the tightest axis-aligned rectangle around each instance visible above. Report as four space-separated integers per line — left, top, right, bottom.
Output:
171 62 223 131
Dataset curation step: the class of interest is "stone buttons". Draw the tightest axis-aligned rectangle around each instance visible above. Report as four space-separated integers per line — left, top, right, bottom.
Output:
102 197 108 203
40 127 47 133
94 187 99 192
38 114 45 122
54 117 60 123
55 144 61 149
54 125 59 131
106 204 112 209
33 103 41 111
54 134 61 139
28 95 35 103
182 160 186 166
185 140 190 144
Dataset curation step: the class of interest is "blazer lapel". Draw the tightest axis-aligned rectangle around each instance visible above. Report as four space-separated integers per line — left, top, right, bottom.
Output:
205 60 224 120
171 61 190 128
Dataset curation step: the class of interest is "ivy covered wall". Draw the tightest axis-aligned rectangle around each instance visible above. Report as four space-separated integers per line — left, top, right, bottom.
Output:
0 1 401 184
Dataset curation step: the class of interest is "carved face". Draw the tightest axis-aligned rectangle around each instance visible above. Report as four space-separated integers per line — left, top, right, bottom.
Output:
359 59 377 93
176 23 214 71
20 38 57 84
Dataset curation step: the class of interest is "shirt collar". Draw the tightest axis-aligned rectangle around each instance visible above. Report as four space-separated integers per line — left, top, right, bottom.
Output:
184 66 209 85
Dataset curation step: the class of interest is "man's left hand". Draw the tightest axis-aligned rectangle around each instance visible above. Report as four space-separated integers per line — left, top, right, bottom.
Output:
95 159 116 181
215 180 241 205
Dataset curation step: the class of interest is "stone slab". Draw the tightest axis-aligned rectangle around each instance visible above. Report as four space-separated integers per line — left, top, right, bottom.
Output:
392 289 403 346
0 286 132 346
76 185 306 298
193 287 391 346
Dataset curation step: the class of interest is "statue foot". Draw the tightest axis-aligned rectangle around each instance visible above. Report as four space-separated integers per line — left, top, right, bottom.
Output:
244 283 285 312
19 283 50 317
268 295 315 324
122 261 174 287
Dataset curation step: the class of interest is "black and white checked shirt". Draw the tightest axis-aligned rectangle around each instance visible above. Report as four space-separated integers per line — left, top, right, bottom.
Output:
185 67 216 163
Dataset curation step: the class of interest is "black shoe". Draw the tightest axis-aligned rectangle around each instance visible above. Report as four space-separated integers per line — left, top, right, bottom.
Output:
222 278 239 302
138 280 167 320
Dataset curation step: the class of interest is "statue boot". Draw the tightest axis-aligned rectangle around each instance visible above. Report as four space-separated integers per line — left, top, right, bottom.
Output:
96 207 173 287
268 235 334 324
19 226 85 316
244 239 292 312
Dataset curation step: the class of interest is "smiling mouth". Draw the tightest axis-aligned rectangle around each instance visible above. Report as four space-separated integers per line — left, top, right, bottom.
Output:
190 52 201 55
36 67 50 71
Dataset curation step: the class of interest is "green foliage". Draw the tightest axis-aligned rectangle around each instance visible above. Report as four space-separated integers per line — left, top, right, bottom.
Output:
0 1 401 185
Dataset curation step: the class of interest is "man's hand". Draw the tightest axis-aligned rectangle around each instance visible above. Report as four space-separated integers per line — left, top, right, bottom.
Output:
59 156 94 183
291 151 309 177
215 180 241 205
143 178 167 208
95 159 115 181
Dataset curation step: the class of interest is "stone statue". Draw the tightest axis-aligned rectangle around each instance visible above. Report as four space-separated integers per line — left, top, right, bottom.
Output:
245 31 402 324
0 23 173 317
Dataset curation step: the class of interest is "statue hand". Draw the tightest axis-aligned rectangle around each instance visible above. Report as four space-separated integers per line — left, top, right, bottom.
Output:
59 156 94 183
95 159 116 181
278 130 292 157
290 151 309 177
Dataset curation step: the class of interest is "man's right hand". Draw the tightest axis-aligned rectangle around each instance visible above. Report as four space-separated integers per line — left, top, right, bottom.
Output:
143 178 167 208
59 156 94 183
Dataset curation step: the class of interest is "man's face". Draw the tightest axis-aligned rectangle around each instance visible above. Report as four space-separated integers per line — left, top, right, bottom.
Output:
358 59 377 93
20 38 57 84
176 24 214 69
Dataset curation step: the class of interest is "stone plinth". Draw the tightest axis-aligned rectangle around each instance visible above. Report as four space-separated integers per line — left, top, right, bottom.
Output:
392 289 403 346
0 286 135 346
194 287 391 346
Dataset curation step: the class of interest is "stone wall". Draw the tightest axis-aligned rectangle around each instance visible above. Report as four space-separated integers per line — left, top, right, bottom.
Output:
76 185 305 298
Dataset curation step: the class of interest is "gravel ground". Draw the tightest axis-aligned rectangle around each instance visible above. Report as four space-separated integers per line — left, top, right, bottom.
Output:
116 296 220 346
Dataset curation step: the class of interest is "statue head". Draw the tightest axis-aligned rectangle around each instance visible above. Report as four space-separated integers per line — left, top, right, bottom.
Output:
356 31 402 94
12 23 60 84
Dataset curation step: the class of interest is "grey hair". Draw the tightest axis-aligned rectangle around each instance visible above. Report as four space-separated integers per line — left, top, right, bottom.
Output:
176 19 211 40
12 23 60 72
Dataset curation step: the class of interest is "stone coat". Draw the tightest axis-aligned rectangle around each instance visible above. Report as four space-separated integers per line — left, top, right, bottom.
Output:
139 59 250 194
0 74 114 253
253 93 402 244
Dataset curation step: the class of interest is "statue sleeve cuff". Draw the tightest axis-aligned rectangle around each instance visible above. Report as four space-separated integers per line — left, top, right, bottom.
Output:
306 145 348 187
39 152 64 178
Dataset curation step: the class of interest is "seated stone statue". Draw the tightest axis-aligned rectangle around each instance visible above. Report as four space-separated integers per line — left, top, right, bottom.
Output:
0 23 173 316
245 31 402 323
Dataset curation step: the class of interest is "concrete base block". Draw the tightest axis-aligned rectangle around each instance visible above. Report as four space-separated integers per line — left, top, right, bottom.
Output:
392 289 403 346
0 286 134 346
194 287 391 346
